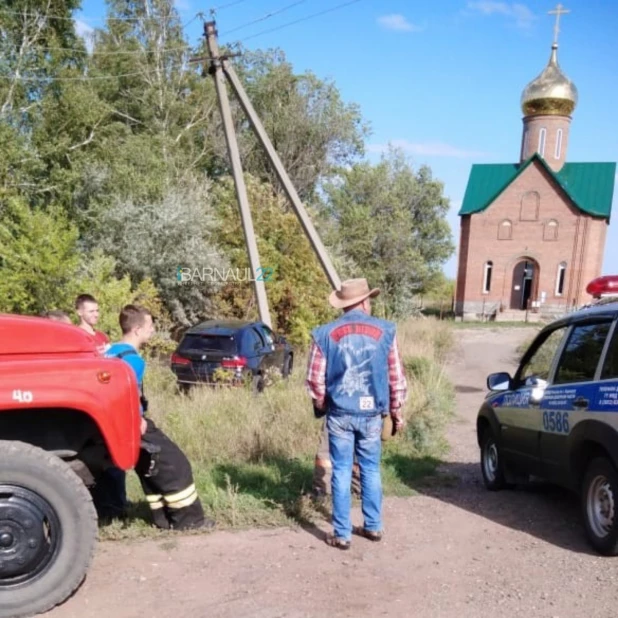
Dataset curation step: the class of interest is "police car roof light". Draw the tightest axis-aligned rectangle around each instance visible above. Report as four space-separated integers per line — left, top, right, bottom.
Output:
586 275 618 299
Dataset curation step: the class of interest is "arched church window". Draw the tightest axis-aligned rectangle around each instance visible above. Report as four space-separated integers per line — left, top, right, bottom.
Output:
483 261 493 294
544 219 559 241
498 219 512 240
538 128 547 157
520 191 540 221
555 129 563 159
556 262 567 296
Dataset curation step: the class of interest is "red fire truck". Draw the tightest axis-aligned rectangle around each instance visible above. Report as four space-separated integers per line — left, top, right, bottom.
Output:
0 314 141 618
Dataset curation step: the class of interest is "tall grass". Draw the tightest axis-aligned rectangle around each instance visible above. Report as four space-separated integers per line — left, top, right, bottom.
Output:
102 317 456 539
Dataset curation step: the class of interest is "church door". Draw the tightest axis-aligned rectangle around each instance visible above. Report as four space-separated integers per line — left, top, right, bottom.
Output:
510 259 537 310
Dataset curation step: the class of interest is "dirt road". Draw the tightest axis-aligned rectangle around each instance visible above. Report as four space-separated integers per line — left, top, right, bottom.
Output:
47 327 618 618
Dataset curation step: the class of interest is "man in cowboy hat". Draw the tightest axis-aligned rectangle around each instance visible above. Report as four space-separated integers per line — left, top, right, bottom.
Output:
305 278 407 550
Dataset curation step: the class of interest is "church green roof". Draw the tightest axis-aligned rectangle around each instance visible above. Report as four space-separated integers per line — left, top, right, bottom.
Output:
458 154 616 220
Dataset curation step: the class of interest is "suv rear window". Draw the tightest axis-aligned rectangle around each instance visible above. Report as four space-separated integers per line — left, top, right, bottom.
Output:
179 334 237 355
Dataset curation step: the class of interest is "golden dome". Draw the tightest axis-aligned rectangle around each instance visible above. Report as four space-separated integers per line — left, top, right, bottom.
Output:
521 44 578 116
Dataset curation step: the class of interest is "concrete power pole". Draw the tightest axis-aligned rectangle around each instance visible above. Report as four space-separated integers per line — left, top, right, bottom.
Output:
204 20 342 294
222 60 341 290
205 21 272 328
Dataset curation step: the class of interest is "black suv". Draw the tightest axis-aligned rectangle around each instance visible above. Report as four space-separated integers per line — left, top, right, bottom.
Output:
171 320 293 392
477 280 618 555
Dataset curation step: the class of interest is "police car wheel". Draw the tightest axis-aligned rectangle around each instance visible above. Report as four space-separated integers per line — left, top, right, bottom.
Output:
480 429 508 491
582 457 618 556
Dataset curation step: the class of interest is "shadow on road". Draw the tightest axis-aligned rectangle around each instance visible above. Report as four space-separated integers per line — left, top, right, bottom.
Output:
388 453 596 556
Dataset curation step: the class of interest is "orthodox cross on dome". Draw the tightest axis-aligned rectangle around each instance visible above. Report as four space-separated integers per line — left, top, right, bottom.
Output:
548 3 570 46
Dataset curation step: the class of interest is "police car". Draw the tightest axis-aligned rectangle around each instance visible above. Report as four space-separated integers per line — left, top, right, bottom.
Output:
477 275 618 555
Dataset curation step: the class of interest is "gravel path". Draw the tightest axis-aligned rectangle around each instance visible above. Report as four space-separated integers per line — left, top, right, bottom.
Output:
46 326 618 618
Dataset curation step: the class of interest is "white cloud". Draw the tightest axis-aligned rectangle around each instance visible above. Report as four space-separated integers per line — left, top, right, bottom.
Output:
466 1 536 30
377 14 423 33
74 19 95 53
367 139 487 159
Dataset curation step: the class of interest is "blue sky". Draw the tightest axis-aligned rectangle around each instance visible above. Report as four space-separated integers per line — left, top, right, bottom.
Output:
74 0 618 280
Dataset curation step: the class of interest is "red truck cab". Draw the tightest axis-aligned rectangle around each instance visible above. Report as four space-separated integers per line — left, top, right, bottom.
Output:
0 314 142 618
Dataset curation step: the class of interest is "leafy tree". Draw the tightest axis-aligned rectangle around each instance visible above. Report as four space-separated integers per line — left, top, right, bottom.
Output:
0 198 79 314
225 48 369 201
322 147 455 317
88 176 226 328
212 174 336 345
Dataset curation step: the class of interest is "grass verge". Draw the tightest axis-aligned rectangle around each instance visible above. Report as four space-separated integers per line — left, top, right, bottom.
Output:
99 317 456 541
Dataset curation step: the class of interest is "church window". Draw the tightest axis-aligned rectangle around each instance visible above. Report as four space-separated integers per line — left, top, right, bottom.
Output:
498 219 512 240
544 219 559 241
556 262 567 296
520 191 540 221
483 261 493 294
555 129 563 159
538 128 547 157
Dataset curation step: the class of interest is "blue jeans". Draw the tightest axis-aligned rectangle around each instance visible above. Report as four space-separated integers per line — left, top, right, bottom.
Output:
327 413 383 541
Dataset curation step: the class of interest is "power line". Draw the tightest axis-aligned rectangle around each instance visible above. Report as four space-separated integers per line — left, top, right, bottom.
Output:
9 44 192 56
234 0 364 43
0 8 186 23
210 0 251 13
0 63 192 82
220 0 307 36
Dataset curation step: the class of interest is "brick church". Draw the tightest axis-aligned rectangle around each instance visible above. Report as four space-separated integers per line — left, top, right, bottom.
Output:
454 18 616 321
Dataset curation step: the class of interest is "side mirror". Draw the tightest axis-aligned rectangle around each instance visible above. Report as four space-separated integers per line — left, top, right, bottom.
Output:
487 372 512 392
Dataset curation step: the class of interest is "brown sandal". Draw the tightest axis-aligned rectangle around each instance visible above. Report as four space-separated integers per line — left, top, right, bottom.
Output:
352 526 383 542
325 534 351 550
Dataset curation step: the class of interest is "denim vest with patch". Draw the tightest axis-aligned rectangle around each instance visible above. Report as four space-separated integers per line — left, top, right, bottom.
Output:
312 309 395 417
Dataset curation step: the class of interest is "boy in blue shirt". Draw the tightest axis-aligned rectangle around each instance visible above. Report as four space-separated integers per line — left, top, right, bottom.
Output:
106 304 213 531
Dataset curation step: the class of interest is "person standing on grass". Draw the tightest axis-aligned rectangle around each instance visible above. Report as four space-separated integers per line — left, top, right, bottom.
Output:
305 278 408 550
106 304 214 531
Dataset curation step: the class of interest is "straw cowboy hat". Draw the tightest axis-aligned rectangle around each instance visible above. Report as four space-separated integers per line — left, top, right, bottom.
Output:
329 278 380 309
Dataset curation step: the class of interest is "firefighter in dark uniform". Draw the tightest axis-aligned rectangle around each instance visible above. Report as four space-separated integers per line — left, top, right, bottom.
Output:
106 304 214 530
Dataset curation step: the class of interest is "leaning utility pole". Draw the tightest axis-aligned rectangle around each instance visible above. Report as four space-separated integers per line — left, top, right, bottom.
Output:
205 21 272 328
221 55 341 290
204 20 342 297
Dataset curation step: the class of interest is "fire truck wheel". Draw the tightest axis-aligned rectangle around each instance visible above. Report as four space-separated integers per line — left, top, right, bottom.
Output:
0 440 98 618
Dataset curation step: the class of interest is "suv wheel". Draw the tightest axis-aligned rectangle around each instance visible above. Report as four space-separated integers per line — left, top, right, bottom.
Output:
282 355 292 378
582 457 618 556
480 428 509 491
0 440 97 618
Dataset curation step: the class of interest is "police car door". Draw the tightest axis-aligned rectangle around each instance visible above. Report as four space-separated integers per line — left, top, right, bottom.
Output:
501 326 568 474
540 318 614 483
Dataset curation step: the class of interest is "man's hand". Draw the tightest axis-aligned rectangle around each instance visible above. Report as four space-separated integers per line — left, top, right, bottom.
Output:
391 410 405 432
140 418 147 435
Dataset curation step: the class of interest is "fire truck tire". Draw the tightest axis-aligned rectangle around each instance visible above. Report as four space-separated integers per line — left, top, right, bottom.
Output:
0 440 98 618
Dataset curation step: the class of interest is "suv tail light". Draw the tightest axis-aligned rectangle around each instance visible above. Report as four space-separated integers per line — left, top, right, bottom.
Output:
171 352 191 366
221 356 247 369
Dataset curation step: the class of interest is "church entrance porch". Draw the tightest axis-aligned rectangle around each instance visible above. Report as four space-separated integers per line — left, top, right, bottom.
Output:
509 258 539 310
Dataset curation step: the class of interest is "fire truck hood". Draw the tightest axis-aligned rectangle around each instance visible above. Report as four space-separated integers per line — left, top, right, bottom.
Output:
0 314 98 356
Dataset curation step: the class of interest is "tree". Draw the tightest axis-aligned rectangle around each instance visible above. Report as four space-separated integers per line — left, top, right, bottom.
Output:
88 175 225 328
212 174 336 345
215 48 369 201
322 147 455 317
0 198 79 314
